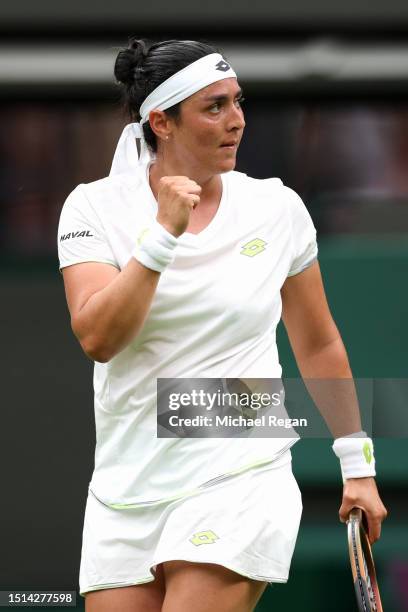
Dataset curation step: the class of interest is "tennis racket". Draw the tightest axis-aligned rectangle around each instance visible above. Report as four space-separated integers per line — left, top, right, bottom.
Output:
347 508 383 612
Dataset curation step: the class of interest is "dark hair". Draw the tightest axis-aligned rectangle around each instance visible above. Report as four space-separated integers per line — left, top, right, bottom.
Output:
114 38 219 153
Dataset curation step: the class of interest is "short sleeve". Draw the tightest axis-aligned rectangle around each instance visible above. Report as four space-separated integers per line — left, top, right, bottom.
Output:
57 185 119 273
285 187 318 277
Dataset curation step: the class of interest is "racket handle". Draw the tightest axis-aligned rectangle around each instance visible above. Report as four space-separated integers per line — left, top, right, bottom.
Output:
348 507 363 523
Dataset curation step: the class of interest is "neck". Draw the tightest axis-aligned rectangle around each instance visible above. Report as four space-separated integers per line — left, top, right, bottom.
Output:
148 154 222 204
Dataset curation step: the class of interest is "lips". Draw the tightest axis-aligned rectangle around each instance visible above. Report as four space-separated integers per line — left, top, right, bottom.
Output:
220 141 238 147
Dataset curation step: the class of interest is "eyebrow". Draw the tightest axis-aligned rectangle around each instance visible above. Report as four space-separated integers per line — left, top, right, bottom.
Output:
202 87 244 103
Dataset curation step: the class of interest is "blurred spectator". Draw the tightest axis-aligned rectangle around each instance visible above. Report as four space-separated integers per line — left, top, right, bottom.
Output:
293 107 408 233
0 104 123 256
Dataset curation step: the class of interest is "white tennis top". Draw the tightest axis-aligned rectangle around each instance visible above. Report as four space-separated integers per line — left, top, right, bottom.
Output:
57 161 318 508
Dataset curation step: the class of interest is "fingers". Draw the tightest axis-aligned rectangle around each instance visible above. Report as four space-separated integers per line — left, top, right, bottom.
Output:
188 182 202 195
156 175 202 236
339 478 388 544
159 176 202 208
339 504 382 544
366 514 382 544
340 505 382 544
365 505 388 544
159 176 202 195
339 499 357 524
189 194 200 209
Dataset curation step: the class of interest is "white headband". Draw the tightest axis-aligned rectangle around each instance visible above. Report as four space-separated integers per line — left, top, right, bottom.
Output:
110 52 237 175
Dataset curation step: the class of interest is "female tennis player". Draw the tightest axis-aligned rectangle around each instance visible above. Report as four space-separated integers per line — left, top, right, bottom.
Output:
57 38 387 612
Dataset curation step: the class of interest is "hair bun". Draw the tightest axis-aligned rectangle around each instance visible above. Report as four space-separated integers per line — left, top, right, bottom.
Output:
114 38 150 86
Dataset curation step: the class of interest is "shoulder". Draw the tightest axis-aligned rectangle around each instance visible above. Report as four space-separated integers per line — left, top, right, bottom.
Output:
231 170 309 206
227 169 284 193
226 169 298 214
61 171 142 219
78 171 142 205
227 169 300 202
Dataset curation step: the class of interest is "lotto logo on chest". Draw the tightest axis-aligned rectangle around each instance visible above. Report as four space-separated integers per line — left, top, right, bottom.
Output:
240 238 267 257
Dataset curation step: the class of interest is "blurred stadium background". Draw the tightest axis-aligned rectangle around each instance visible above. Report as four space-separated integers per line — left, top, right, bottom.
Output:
1 0 407 610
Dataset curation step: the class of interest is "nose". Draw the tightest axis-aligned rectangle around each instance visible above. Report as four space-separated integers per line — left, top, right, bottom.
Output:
226 101 245 132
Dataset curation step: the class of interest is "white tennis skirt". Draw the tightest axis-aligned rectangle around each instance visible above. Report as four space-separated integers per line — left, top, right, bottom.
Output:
79 451 302 596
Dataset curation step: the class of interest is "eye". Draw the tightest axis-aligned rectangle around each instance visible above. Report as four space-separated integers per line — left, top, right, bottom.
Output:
207 96 245 114
209 102 222 113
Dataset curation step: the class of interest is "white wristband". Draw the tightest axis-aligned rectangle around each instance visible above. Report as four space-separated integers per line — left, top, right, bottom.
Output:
332 431 376 483
132 221 178 273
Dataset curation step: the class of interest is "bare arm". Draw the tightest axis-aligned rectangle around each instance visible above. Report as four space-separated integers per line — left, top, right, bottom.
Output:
281 261 387 542
61 175 201 363
62 258 160 363
281 260 361 437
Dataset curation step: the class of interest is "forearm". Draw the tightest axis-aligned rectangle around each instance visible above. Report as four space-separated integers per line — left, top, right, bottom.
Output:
74 257 160 362
295 336 362 437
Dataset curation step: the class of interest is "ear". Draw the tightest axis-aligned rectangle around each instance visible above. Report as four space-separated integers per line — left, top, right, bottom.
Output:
148 110 173 142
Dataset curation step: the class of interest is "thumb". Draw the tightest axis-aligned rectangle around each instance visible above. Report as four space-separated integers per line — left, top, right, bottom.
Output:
339 503 363 525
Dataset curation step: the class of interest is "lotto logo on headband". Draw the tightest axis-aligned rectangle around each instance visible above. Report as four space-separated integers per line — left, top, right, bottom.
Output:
215 60 231 72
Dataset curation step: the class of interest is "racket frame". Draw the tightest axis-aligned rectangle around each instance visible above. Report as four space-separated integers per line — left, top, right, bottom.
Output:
347 508 383 612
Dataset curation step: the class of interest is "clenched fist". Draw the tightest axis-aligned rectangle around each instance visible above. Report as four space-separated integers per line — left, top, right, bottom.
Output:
156 176 201 237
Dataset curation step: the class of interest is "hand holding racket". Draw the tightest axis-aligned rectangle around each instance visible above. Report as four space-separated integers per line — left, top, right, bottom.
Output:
339 477 387 544
347 507 383 612
338 478 387 610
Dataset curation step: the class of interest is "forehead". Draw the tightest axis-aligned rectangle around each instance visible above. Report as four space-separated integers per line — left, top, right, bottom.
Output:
189 77 241 102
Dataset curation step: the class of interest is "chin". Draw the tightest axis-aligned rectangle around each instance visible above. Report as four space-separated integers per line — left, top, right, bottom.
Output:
215 157 237 173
